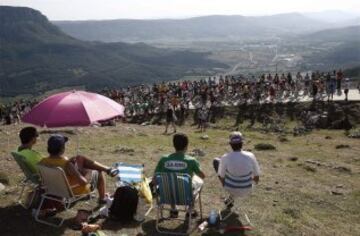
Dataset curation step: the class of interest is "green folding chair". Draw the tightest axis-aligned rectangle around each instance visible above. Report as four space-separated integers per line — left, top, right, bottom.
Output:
155 172 203 235
11 152 40 209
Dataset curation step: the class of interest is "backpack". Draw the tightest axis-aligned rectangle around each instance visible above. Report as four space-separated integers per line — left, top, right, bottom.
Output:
109 185 139 222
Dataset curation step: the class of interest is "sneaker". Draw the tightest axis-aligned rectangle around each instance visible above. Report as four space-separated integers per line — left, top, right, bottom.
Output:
107 168 119 177
186 210 198 218
170 209 179 218
224 197 234 209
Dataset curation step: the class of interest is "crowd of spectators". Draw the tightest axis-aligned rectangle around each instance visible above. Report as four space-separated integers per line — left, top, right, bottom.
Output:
101 69 352 124
0 99 37 125
1 70 356 126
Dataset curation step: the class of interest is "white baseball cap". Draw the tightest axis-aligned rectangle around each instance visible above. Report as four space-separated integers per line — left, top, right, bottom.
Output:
229 131 244 144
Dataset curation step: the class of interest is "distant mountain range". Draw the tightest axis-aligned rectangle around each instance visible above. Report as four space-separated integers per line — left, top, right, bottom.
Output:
1 6 359 97
0 6 225 96
304 25 360 42
303 10 360 23
301 26 360 69
54 13 334 43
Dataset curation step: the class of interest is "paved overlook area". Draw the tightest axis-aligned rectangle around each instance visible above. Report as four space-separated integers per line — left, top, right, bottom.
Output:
188 89 360 109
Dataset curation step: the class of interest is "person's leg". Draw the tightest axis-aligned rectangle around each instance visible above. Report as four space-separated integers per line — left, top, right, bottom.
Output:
164 122 169 133
172 121 176 133
89 170 106 202
192 175 204 196
213 158 220 173
73 156 116 177
75 156 108 172
97 172 106 201
345 90 348 101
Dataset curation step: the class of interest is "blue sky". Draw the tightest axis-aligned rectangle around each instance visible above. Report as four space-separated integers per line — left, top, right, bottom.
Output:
1 0 360 20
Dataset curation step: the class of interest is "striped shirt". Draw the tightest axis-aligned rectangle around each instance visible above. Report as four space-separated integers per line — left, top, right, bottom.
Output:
218 151 260 197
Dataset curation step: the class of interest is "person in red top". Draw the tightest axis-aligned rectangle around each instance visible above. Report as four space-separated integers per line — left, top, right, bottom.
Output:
336 69 344 92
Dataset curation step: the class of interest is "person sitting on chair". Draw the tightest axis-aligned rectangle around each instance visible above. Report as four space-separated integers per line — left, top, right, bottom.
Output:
39 134 118 204
213 131 260 207
153 133 205 218
17 126 42 174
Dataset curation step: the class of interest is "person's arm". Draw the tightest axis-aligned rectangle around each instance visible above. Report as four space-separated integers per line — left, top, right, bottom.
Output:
193 159 206 179
218 176 225 186
197 169 206 179
253 175 259 184
152 157 164 185
65 161 88 186
217 155 226 186
251 154 261 184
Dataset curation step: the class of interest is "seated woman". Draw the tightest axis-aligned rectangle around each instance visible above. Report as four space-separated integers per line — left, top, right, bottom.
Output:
40 134 118 204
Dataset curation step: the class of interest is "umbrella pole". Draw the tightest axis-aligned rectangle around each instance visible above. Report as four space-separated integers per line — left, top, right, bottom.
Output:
76 128 80 155
1 129 10 152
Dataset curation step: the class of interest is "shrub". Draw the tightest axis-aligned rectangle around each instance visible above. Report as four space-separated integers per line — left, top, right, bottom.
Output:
0 172 9 185
254 143 276 151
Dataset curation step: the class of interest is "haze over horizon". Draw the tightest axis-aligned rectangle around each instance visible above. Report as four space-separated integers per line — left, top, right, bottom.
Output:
1 0 360 21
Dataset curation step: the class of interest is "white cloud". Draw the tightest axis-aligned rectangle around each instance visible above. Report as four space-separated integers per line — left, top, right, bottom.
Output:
1 0 360 20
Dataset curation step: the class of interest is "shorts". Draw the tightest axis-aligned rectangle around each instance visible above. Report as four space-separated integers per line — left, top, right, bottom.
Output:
166 116 174 123
192 175 204 196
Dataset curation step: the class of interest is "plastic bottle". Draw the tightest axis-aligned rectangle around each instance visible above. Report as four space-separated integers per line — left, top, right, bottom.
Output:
198 220 208 231
208 209 218 225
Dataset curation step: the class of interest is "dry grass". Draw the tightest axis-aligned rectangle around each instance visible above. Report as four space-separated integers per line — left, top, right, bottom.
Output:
0 122 359 236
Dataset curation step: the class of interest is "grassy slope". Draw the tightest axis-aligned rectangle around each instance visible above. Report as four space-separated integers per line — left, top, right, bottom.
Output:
0 120 359 235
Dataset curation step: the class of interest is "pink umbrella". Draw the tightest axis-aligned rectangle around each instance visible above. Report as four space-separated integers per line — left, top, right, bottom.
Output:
22 90 124 128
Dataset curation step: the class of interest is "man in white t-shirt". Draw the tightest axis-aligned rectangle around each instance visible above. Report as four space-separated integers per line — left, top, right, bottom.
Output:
213 131 260 200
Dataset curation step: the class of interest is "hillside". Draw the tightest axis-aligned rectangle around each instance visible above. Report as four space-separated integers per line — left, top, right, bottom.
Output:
296 26 360 70
304 25 360 43
345 65 360 79
54 13 330 43
0 6 225 97
303 10 360 23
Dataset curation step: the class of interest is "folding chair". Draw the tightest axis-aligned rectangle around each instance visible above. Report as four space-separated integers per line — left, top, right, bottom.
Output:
114 162 144 186
114 162 153 218
11 152 40 208
155 172 203 235
220 171 253 226
34 164 94 227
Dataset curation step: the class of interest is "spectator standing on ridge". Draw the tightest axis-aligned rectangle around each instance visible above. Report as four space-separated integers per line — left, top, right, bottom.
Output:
336 69 344 94
164 104 176 134
198 106 208 132
344 78 351 101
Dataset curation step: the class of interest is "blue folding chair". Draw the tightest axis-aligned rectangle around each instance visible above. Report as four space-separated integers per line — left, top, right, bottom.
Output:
114 162 153 219
114 162 144 186
155 172 203 235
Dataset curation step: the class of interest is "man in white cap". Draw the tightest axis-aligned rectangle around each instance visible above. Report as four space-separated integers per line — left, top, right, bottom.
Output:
213 131 260 206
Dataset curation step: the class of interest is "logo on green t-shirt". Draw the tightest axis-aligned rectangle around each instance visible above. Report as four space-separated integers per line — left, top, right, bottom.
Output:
164 161 188 171
155 153 201 176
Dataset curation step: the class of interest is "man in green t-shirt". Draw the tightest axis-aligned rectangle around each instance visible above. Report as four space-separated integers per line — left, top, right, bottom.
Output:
154 133 205 217
17 127 42 174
